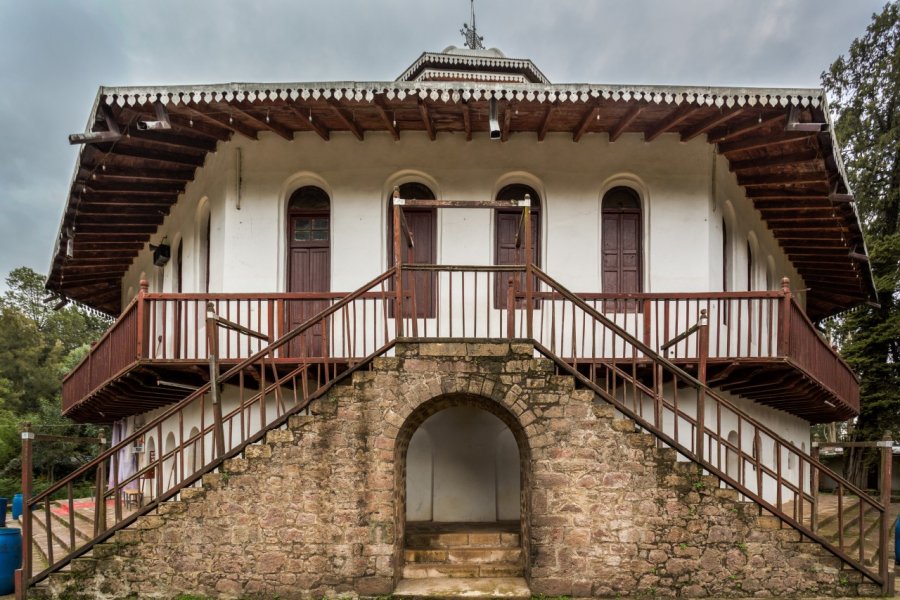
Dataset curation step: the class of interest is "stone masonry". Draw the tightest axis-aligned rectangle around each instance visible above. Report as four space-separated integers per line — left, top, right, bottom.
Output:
36 341 875 599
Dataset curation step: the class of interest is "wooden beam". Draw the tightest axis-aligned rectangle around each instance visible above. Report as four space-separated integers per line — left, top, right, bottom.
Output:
69 233 152 243
230 102 294 141
372 97 399 141
78 193 178 205
538 104 557 142
680 108 746 142
92 143 205 167
738 172 828 187
717 132 813 154
708 113 787 143
746 189 830 200
573 105 600 143
644 104 697 142
728 149 822 172
74 213 165 226
161 106 233 141
609 105 644 142
418 99 435 141
74 224 159 235
80 180 185 194
326 99 364 141
182 105 259 140
128 129 218 153
69 131 122 145
285 105 330 141
463 103 472 141
829 192 855 203
79 164 195 182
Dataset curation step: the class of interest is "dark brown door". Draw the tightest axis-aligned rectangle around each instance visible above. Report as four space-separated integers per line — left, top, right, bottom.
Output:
287 188 330 357
394 208 437 318
389 183 437 319
494 185 541 309
601 188 642 311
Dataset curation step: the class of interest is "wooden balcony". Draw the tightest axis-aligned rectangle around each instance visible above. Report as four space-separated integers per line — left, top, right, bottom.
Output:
62 276 858 424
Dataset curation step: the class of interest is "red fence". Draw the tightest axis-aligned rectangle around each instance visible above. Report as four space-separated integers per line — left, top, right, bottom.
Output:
61 282 858 414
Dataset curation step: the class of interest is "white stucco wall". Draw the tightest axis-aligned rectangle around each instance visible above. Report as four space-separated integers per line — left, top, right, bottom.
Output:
406 406 520 522
120 130 800 304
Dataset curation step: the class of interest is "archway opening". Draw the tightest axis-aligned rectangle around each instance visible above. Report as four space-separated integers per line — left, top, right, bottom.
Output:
395 394 531 582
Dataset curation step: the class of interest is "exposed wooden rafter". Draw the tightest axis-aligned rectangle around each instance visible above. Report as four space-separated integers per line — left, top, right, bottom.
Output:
372 97 399 141
538 104 557 142
728 149 822 172
327 99 364 141
680 108 746 142
286 105 330 141
462 103 472 141
230 102 294 141
182 105 259 141
418 99 435 141
609 105 644 142
573 105 600 143
644 104 697 142
708 113 787 143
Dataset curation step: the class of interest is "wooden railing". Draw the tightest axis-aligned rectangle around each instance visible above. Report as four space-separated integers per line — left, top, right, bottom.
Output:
23 264 889 596
62 278 858 415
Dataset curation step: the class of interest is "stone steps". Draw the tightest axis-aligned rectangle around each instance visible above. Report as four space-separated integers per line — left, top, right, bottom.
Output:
401 523 524 581
393 576 531 599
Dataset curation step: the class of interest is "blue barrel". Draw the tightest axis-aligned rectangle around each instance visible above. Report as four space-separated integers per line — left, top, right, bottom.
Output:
0 527 21 594
895 515 899 565
0 498 6 527
10 495 21 521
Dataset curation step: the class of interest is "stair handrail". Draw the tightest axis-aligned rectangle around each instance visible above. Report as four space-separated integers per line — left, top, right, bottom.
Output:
528 265 888 590
21 267 399 589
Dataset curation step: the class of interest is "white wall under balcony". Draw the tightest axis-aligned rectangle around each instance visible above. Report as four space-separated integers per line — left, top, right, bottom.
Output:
118 129 796 303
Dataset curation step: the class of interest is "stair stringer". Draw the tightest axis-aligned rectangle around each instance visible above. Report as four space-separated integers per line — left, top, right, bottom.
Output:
30 341 876 600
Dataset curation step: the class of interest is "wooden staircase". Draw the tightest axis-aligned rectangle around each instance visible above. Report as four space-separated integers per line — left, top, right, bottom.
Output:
19 263 894 597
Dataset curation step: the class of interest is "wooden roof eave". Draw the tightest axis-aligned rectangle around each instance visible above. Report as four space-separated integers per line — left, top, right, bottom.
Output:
47 81 875 319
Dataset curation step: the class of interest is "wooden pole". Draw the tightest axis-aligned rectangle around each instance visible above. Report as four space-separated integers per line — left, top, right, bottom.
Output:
206 302 225 459
695 309 709 461
878 432 893 596
393 188 404 337
136 279 149 359
524 198 533 339
811 443 820 532
17 423 34 599
506 277 516 338
777 277 792 356
95 434 107 536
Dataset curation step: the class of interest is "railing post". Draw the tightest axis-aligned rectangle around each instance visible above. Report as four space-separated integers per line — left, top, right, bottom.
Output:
811 442 820 532
695 309 709 461
878 432 893 596
136 279 149 359
506 277 516 338
17 423 34 600
393 188 404 338
94 434 107 536
206 302 226 459
524 201 533 339
777 277 792 357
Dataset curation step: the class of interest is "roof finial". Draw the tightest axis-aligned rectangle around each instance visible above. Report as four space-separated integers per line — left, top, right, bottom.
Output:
460 0 484 50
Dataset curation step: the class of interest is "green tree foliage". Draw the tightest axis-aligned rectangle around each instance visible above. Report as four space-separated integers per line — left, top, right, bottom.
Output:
0 267 110 496
822 4 900 450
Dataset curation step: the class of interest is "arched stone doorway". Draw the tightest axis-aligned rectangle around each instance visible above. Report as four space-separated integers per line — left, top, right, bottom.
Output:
394 394 531 582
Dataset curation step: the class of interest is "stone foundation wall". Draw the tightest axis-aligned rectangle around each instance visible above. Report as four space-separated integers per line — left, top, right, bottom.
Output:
38 341 874 599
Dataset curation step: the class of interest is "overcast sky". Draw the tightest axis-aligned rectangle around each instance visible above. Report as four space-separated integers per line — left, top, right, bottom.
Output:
0 0 886 290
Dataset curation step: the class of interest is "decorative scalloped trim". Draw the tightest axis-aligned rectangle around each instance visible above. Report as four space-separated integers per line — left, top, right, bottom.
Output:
396 52 551 84
101 82 823 109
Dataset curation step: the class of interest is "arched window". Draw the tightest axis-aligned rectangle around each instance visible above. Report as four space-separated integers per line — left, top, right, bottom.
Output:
494 184 541 308
602 187 642 311
286 186 331 356
389 182 437 318
197 202 211 293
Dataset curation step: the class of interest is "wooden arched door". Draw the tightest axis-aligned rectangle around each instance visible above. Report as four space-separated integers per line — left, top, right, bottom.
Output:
389 182 437 318
601 187 642 311
287 186 331 357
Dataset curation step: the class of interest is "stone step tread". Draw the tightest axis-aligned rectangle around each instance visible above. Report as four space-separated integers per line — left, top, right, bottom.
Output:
402 562 524 579
406 531 521 549
393 576 531 599
404 547 522 564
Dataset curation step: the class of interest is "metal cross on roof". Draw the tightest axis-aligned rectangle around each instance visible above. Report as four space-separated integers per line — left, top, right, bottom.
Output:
460 0 484 50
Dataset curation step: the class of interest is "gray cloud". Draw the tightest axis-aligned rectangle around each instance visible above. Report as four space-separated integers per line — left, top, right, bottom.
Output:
0 0 886 289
